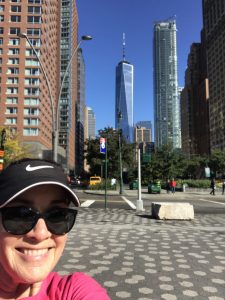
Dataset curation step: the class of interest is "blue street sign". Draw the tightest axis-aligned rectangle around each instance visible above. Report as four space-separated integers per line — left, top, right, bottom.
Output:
100 137 106 154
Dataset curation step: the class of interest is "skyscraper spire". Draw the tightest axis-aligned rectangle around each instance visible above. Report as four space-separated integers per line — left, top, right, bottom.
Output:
122 32 126 61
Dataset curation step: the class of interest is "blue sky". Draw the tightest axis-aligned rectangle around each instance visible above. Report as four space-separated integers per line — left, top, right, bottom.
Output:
77 0 203 134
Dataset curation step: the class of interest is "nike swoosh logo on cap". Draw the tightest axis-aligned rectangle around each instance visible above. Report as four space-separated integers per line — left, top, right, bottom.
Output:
25 164 54 172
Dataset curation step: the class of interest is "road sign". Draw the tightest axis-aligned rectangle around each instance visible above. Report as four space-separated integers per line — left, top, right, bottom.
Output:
100 137 106 154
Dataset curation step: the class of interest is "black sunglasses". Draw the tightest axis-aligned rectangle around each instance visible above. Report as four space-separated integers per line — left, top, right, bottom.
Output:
0 206 78 235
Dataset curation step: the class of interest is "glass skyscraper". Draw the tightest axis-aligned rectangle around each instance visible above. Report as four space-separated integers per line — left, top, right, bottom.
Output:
153 19 181 149
115 60 134 143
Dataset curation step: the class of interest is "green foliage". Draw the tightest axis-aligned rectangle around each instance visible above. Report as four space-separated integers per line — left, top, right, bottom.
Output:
208 150 225 177
178 179 211 188
88 180 117 190
0 127 32 167
85 131 225 184
85 127 136 180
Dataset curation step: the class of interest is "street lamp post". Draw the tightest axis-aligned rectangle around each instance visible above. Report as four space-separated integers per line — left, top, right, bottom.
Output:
18 33 92 162
118 112 124 195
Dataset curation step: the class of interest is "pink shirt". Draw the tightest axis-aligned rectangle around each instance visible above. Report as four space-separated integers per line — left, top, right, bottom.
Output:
21 272 110 300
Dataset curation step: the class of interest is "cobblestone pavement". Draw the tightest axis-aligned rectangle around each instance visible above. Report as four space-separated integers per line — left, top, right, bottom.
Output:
55 208 225 300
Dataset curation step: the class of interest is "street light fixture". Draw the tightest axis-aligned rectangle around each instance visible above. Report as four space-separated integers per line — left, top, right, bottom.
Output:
18 33 92 162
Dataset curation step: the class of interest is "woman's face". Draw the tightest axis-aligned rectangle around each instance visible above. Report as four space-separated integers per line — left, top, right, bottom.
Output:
0 184 69 284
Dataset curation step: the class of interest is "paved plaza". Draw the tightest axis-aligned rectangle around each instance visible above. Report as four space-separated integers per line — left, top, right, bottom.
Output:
55 206 225 300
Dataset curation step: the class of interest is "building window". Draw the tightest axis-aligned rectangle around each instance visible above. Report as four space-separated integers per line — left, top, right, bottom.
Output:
0 48 3 54
0 38 3 45
24 118 39 125
27 16 41 24
6 87 18 94
25 48 39 56
5 118 17 124
24 77 39 85
11 0 21 2
26 38 40 47
25 58 39 66
8 38 19 45
24 98 39 105
11 5 21 12
6 77 19 84
0 15 4 22
24 87 39 96
0 5 4 11
7 67 19 74
28 6 41 14
6 97 18 104
24 107 39 115
8 48 19 55
23 128 39 136
28 0 41 3
0 27 3 34
25 68 39 76
27 28 41 36
9 27 20 35
8 58 19 64
10 15 21 22
6 107 17 114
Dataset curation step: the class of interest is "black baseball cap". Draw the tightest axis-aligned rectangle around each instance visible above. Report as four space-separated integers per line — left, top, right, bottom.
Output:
0 158 80 208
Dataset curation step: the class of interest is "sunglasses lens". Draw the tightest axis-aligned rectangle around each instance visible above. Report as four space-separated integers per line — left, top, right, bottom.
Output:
1 207 36 235
45 208 77 235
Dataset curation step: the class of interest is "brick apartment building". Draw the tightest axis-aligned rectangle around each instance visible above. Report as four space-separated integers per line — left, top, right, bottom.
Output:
0 0 78 171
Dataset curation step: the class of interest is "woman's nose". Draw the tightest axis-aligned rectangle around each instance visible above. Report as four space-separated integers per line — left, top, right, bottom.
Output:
26 218 51 241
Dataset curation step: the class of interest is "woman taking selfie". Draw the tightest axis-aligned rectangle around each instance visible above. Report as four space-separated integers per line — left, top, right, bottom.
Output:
0 158 110 299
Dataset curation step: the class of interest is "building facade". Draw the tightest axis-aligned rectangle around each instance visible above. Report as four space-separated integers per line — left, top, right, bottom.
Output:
202 0 225 151
76 48 85 175
0 0 60 159
0 0 78 171
136 121 152 142
134 127 151 144
153 19 181 149
115 60 134 143
59 0 78 170
87 107 96 140
181 40 209 157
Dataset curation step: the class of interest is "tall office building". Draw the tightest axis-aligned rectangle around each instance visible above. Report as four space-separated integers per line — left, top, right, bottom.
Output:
181 40 209 157
58 0 78 170
115 34 134 143
203 0 225 151
153 19 181 149
87 107 96 140
136 121 152 142
134 127 151 143
0 0 78 171
76 48 85 175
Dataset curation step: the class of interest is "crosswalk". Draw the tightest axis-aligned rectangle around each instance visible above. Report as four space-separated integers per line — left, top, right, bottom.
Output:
80 197 136 209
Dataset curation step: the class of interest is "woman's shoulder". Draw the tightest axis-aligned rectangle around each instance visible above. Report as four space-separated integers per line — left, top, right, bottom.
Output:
46 272 110 300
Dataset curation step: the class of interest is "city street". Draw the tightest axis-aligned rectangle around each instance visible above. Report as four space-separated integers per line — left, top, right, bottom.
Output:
54 188 225 299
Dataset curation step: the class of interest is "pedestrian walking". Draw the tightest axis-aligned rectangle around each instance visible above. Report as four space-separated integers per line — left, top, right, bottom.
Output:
166 179 171 193
0 158 110 300
210 178 216 195
170 178 177 194
222 179 225 195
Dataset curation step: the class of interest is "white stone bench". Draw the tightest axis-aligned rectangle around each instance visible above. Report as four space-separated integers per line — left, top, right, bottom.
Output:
152 202 194 220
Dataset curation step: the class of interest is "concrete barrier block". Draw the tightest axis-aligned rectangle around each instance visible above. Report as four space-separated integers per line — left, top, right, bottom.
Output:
152 202 194 220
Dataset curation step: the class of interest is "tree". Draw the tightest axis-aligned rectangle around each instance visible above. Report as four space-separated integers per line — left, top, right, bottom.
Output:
208 150 225 177
141 145 186 183
84 127 136 180
0 128 31 167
